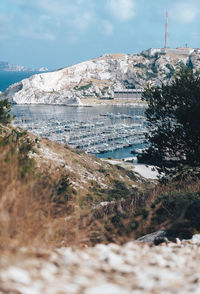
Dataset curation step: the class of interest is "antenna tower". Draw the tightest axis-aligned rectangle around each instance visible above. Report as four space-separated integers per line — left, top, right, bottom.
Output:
164 11 169 48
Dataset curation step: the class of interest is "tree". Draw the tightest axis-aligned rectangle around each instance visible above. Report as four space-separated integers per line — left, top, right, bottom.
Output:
0 99 14 125
140 67 200 173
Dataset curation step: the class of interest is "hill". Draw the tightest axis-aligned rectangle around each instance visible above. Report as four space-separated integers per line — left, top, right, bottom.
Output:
0 122 152 248
2 47 200 105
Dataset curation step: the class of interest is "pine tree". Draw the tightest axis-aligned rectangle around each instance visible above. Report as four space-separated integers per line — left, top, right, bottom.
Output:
141 67 200 173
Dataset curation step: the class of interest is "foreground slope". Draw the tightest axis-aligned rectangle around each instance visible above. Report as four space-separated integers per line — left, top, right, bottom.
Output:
2 47 200 104
0 123 150 248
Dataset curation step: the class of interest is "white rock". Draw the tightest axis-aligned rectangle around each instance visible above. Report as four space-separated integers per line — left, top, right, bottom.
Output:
6 266 31 284
40 263 57 280
15 286 40 294
84 283 130 294
192 234 200 244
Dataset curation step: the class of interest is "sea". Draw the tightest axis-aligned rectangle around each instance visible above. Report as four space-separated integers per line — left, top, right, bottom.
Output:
0 71 40 92
1 71 146 159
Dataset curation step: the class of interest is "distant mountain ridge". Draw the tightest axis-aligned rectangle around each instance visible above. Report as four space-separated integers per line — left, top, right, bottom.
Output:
0 61 49 72
2 47 200 105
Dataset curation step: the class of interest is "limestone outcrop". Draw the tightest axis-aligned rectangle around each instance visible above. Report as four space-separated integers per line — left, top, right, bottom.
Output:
2 48 200 104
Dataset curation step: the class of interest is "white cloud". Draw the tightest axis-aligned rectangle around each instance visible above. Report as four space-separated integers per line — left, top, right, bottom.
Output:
71 11 94 31
19 27 55 41
101 20 114 35
0 14 10 40
105 0 135 22
37 0 77 17
9 0 95 41
170 2 200 23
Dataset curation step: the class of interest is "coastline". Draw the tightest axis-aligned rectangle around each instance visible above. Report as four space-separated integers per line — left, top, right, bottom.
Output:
80 98 147 107
102 158 158 180
9 98 147 107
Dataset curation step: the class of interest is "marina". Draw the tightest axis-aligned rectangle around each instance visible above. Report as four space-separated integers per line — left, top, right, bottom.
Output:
12 104 147 158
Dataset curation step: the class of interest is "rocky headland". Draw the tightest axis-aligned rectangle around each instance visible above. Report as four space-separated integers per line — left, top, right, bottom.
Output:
2 47 200 105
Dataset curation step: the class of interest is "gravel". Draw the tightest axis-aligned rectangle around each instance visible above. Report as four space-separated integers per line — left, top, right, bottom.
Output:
0 237 200 294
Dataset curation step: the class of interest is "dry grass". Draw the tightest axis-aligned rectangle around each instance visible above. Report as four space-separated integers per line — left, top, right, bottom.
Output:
1 123 199 252
0 123 152 251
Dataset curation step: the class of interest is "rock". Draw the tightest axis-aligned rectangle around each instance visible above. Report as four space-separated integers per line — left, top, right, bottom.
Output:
3 48 200 105
84 283 130 294
3 266 31 284
154 236 169 246
175 238 181 245
136 230 167 244
192 234 200 244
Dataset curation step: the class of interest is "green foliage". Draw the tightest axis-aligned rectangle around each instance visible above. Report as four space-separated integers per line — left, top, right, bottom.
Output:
98 167 107 173
141 67 200 174
0 99 14 125
101 86 109 95
148 191 200 239
51 174 74 204
74 82 92 91
134 63 146 69
165 63 175 78
107 180 131 200
146 71 158 79
124 80 135 89
151 60 159 74
0 128 36 178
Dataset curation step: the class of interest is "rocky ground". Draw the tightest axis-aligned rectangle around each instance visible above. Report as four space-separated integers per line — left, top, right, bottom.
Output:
0 236 200 294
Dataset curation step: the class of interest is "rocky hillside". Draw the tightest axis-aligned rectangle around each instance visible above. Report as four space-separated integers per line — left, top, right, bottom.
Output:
2 47 200 105
0 122 152 248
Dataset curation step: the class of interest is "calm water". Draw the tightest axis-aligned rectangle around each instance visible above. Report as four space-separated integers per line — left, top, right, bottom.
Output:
0 71 40 92
12 104 145 121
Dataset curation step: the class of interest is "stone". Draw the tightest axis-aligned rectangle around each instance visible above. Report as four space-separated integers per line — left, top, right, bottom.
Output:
6 266 31 284
136 230 167 244
84 283 130 294
192 234 200 244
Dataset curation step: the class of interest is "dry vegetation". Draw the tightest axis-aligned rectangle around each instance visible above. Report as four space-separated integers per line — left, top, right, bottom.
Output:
1 121 200 253
0 123 152 250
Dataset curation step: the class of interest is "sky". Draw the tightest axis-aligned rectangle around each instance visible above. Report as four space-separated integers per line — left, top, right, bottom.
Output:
0 0 200 69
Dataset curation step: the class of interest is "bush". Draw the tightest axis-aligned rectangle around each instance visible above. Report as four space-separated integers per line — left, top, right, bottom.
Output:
0 128 36 178
0 99 14 125
147 190 200 239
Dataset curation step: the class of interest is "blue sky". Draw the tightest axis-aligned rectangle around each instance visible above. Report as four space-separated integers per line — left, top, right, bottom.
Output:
0 0 200 69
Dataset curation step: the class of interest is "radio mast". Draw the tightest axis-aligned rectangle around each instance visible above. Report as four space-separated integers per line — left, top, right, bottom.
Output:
164 11 169 48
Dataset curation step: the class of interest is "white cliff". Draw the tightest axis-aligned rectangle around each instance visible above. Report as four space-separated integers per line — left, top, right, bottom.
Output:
2 48 200 105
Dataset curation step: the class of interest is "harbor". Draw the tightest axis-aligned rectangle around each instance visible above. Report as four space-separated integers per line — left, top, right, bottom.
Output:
12 104 147 158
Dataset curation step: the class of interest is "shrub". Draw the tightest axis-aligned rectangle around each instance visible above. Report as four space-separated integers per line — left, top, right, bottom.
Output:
50 174 74 204
0 128 36 178
0 99 14 125
74 82 93 91
147 190 200 239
